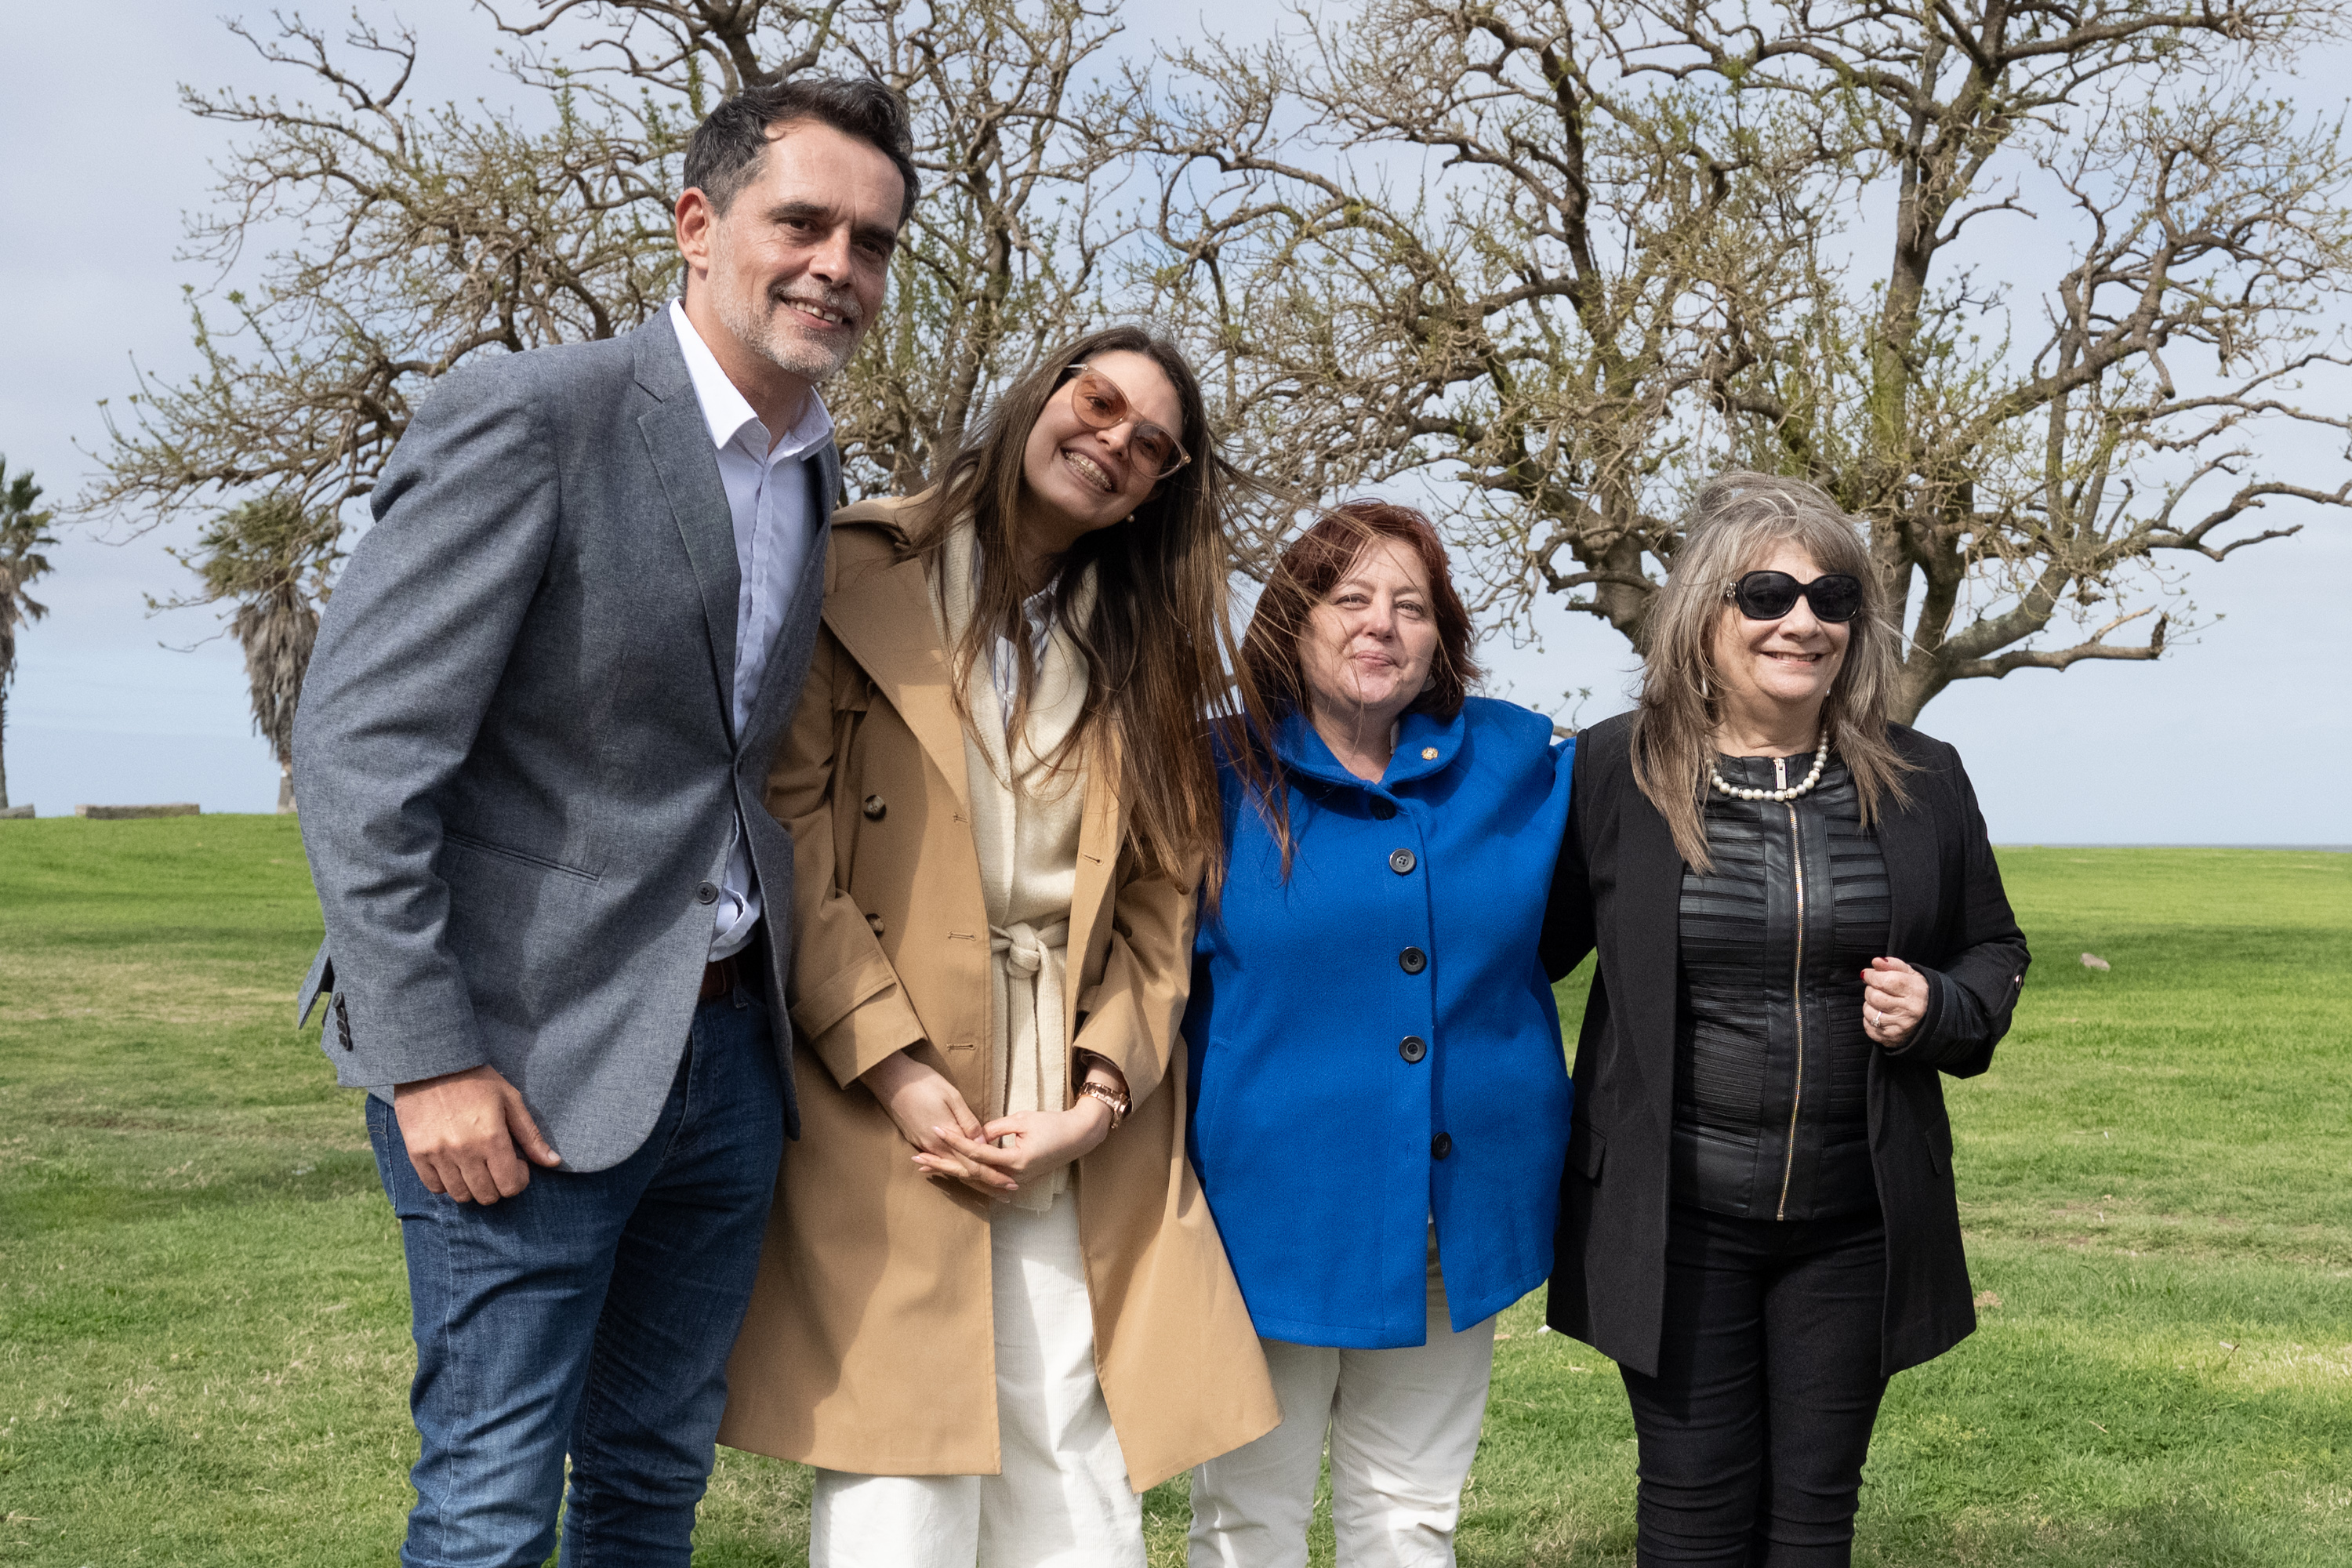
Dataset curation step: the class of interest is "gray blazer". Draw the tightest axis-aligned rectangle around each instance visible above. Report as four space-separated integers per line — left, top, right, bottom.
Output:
292 311 834 1168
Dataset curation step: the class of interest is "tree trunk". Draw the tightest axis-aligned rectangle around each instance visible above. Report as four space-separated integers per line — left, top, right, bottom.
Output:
0 688 11 811
278 756 296 815
1888 662 1936 728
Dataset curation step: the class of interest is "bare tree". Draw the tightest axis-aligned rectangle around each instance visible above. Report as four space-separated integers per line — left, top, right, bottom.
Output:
1654 0 2352 714
1134 0 1836 595
161 497 338 814
1142 0 2352 719
0 459 59 813
82 0 1138 543
83 12 678 537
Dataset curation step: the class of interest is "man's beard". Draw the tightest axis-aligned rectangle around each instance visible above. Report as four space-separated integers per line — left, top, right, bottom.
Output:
716 283 864 387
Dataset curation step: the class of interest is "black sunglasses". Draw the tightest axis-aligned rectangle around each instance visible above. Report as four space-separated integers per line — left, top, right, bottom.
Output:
1723 570 1866 623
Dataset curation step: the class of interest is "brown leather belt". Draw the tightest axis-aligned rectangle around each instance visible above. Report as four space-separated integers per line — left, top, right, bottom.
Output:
699 951 746 1004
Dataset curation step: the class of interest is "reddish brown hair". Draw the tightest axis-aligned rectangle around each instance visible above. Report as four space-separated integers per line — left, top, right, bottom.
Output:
1240 499 1482 724
1227 501 1480 879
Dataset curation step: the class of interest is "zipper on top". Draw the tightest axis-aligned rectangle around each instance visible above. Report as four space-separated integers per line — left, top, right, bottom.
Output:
1777 796 1806 1220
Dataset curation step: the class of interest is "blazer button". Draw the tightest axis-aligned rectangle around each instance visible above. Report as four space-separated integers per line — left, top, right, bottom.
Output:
1388 848 1417 875
1431 1132 1454 1160
695 881 720 905
1370 797 1397 821
1399 946 1427 975
862 794 887 821
1399 1035 1427 1064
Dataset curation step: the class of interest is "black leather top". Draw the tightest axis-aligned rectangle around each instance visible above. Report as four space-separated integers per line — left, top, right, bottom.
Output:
1672 753 1889 1220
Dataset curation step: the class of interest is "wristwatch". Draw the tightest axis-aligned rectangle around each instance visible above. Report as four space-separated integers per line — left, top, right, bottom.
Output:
1077 1079 1131 1128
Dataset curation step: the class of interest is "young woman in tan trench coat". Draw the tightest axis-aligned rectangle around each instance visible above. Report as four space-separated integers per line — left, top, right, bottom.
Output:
717 326 1279 1566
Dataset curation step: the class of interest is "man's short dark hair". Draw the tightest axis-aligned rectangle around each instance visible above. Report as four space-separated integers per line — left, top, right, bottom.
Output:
684 77 920 227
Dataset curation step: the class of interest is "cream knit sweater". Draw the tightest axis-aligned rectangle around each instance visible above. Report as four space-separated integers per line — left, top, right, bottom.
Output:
937 522 1095 1212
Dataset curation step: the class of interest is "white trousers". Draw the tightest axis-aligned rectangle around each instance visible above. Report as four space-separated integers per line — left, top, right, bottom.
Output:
808 1194 1145 1568
1189 1230 1497 1568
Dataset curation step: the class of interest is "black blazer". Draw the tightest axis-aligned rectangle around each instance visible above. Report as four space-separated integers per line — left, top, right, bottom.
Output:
1540 713 2030 1377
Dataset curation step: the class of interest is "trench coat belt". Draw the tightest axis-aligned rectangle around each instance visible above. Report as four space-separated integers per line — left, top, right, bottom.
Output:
990 917 1072 1120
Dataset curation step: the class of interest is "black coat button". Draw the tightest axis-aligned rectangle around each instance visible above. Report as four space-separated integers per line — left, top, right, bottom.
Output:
1388 848 1416 875
695 881 720 905
1370 798 1397 820
1399 1035 1427 1064
1431 1132 1454 1160
862 795 887 821
1399 946 1427 975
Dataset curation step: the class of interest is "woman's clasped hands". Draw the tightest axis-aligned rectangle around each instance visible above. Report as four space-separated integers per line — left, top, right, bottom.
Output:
866 1050 1116 1200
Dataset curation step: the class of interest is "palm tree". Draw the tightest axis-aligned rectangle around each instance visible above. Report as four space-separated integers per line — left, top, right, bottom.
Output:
0 458 59 813
174 496 336 813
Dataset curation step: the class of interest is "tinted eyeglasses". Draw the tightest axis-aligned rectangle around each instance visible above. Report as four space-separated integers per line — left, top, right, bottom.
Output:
1723 570 1866 623
1062 365 1191 482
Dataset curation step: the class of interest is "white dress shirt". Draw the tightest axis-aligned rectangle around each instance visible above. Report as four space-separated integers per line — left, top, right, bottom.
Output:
668 299 834 961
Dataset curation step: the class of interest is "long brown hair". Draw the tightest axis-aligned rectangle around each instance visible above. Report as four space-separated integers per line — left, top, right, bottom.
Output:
1232 499 1480 874
902 325 1271 891
1632 471 1914 871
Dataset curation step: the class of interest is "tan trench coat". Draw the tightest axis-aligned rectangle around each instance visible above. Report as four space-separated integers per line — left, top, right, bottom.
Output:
716 499 1279 1491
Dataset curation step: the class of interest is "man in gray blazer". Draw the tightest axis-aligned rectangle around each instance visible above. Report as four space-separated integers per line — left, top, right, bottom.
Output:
292 78 916 1566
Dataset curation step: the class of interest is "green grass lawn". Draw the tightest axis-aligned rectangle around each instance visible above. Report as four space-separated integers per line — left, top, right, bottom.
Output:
2 820 2346 1566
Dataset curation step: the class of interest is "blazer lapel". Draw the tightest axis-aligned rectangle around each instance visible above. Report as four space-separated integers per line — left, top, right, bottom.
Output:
633 316 740 735
1878 788 1940 958
1610 782 1684 1120
739 452 837 760
821 545 972 820
814 441 842 512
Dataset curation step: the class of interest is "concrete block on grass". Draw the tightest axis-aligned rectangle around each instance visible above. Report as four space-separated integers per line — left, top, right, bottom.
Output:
74 804 202 820
0 804 31 819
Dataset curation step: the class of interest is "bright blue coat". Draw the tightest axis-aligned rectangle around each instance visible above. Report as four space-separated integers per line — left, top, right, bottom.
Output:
1185 699 1575 1348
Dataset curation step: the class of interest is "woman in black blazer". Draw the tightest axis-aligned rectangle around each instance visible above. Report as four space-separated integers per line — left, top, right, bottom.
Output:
1541 472 2029 1566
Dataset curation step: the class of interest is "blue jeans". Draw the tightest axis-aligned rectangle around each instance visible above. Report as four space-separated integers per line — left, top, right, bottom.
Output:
367 984 785 1568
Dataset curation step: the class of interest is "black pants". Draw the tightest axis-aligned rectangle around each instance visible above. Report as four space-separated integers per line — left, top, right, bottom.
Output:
1619 1203 1889 1567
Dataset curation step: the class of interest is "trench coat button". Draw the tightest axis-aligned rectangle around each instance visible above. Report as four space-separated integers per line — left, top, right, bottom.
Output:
1399 1034 1427 1064
1431 1132 1454 1160
1370 797 1397 820
1388 848 1417 875
862 794 887 821
695 881 720 905
866 913 885 936
1399 946 1427 975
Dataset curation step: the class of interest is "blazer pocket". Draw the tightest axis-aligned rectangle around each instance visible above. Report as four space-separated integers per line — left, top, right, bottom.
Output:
1568 1123 1606 1181
442 829 601 882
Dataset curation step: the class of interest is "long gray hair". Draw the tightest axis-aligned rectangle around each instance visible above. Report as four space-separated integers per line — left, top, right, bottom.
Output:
1632 471 1914 870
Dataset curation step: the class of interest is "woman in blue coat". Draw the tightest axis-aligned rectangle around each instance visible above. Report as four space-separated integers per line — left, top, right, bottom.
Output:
1185 500 1574 1568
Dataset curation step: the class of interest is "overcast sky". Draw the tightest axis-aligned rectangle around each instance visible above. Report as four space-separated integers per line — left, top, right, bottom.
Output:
1 0 2345 845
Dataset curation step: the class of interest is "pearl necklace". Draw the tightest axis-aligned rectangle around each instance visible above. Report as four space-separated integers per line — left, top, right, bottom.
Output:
1711 732 1830 803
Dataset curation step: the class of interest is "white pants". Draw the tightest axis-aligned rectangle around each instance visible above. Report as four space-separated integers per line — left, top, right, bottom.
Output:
808 1194 1144 1568
1189 1230 1497 1568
